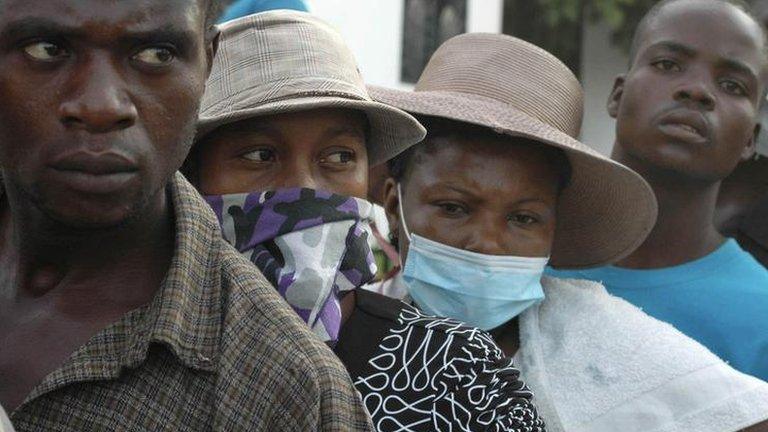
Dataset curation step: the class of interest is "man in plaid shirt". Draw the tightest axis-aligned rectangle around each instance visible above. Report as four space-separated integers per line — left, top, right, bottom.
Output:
0 0 371 430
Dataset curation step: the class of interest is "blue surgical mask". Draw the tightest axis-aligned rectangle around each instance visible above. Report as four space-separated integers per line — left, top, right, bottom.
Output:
398 184 547 330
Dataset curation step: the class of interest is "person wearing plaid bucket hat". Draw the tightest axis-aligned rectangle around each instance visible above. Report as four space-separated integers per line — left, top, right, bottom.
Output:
189 11 548 432
368 31 768 431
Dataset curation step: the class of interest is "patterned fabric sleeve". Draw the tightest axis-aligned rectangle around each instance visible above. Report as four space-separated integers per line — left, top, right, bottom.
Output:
347 298 545 432
436 318 545 431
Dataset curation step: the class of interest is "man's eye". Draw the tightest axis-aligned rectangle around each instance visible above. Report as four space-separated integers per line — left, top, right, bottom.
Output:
509 213 539 226
323 151 355 164
132 47 176 66
720 79 747 96
652 59 680 72
242 149 275 162
23 41 68 62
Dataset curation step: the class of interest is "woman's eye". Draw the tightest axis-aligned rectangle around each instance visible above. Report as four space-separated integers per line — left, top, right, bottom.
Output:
509 213 539 226
437 202 467 216
720 79 747 96
652 59 680 72
241 149 275 162
132 47 176 66
322 151 355 164
23 41 69 62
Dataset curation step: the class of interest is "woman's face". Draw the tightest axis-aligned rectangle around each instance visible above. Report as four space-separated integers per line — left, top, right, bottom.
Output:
384 134 561 263
196 108 369 197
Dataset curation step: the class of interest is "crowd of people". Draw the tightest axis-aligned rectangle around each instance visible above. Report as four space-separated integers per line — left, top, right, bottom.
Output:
0 0 766 431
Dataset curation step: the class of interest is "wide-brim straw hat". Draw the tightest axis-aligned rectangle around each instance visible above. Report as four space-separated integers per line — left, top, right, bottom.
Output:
370 33 658 269
197 11 426 165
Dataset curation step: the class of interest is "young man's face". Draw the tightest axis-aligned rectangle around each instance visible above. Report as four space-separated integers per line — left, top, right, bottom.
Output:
609 0 766 182
0 0 215 228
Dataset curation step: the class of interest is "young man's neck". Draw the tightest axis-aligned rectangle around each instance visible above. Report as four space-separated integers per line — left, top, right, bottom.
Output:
0 185 175 310
612 145 726 269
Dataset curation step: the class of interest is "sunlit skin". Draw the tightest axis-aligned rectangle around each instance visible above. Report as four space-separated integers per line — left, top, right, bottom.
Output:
382 134 561 355
607 0 768 269
0 0 216 411
196 109 369 198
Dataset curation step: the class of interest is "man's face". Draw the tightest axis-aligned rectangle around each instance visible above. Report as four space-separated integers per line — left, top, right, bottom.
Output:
609 0 766 182
0 0 215 228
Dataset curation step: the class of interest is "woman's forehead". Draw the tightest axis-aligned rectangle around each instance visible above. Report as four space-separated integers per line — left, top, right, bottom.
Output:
408 137 562 194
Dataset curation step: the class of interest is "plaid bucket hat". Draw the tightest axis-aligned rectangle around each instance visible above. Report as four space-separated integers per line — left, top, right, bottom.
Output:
370 33 658 269
197 10 426 165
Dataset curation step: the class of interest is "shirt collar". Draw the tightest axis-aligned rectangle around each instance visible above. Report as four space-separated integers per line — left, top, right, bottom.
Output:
20 173 225 406
123 172 224 371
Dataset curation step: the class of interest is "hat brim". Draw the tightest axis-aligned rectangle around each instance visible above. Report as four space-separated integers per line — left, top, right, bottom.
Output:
197 95 426 165
369 85 657 269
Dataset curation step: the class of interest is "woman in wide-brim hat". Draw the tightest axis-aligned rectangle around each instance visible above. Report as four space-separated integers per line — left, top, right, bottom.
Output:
368 32 768 432
187 11 547 432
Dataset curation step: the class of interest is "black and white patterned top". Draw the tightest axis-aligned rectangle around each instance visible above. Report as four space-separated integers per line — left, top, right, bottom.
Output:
335 289 545 432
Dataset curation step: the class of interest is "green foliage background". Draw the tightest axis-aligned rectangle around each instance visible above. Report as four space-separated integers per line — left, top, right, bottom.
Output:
536 0 658 51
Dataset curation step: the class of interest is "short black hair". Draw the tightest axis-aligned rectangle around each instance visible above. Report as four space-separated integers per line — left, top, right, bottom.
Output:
628 0 764 66
387 115 572 193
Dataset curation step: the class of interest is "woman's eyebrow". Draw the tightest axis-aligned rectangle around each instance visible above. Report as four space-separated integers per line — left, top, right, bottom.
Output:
509 197 558 211
425 182 478 198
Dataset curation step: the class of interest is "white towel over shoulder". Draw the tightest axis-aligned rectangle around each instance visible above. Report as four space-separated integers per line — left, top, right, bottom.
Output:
0 403 14 432
515 276 768 432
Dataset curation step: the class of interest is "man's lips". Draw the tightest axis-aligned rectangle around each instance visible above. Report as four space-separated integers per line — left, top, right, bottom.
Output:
657 110 710 144
50 152 138 175
48 152 139 194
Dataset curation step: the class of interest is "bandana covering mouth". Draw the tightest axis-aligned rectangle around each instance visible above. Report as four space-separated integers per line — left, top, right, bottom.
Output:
205 188 378 343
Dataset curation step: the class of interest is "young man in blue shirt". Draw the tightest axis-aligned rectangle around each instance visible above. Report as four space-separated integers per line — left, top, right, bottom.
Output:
550 0 768 381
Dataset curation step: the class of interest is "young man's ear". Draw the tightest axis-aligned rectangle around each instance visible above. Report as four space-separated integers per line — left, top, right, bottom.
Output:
607 75 626 119
382 178 401 239
741 122 760 161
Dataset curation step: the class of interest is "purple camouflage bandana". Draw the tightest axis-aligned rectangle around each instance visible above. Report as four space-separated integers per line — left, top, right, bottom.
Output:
205 188 377 342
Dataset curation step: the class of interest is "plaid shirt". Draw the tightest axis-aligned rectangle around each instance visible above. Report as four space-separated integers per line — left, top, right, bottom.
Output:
6 173 373 431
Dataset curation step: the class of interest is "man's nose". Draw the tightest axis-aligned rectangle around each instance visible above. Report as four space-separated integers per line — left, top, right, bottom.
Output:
59 56 138 133
673 79 716 111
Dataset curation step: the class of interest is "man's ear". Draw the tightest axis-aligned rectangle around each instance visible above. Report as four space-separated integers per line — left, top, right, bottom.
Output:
741 122 760 161
382 178 401 239
607 74 626 119
205 25 221 77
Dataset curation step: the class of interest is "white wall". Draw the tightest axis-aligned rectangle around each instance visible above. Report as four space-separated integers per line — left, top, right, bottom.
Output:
467 0 503 33
310 0 502 90
309 0 408 88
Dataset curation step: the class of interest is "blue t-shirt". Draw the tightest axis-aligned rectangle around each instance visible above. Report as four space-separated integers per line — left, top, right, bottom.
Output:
219 0 309 23
547 239 768 381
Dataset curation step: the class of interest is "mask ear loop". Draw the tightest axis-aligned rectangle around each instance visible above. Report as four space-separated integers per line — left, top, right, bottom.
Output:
396 183 413 242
